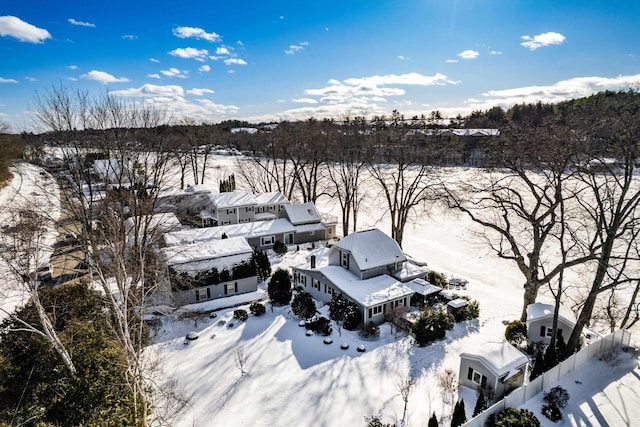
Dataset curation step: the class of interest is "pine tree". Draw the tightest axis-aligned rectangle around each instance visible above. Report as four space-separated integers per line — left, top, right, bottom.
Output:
473 389 486 417
544 342 558 371
556 334 567 361
450 399 466 427
428 412 439 427
530 349 544 380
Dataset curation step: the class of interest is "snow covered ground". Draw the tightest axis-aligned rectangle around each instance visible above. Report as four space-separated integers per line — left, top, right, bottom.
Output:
147 156 640 427
1 155 637 426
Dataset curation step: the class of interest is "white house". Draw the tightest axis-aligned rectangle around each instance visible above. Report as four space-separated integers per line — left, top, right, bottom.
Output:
526 303 576 346
159 236 258 306
459 341 529 399
291 229 416 324
201 190 291 226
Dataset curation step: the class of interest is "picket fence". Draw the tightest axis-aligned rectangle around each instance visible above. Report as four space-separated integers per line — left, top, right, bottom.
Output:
462 329 633 427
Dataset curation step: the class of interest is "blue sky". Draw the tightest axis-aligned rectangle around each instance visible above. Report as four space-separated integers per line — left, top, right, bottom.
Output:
1 0 640 132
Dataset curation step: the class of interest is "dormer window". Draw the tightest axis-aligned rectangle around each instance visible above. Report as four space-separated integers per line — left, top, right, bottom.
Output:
341 251 349 268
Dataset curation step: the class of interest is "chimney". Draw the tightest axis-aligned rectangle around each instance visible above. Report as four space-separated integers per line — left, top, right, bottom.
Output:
310 255 316 269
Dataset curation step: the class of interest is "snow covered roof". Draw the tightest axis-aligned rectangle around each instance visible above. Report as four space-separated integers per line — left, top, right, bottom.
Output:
333 228 406 271
125 213 182 236
209 191 257 208
254 191 290 205
406 278 442 296
448 298 469 309
526 302 575 324
255 212 277 221
319 266 415 308
92 159 130 182
284 202 322 225
163 219 296 246
461 341 528 377
160 236 252 268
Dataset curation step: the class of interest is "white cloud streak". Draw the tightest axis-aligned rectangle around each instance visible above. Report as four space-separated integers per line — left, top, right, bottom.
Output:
80 70 129 84
173 26 220 42
110 84 184 97
68 18 95 27
285 41 309 55
199 65 211 72
0 16 51 43
0 77 18 83
161 68 189 78
187 88 215 96
521 31 566 50
224 58 247 66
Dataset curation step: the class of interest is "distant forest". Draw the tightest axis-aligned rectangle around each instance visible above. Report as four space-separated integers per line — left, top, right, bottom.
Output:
2 89 640 182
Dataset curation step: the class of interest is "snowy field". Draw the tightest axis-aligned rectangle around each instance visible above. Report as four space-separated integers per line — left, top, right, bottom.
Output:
0 156 638 426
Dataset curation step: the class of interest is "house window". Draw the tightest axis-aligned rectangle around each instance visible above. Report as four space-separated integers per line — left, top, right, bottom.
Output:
246 207 253 212
341 251 349 268
261 235 275 246
372 305 383 315
240 218 250 223
224 282 237 295
195 288 211 301
540 325 562 338
309 230 315 236
467 367 487 388
227 208 235 214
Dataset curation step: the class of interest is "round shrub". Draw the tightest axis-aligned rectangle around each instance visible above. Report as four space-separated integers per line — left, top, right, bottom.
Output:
488 407 540 427
413 309 454 346
359 321 380 339
505 320 528 346
249 302 266 316
272 240 288 255
268 269 292 305
306 316 332 336
233 309 248 321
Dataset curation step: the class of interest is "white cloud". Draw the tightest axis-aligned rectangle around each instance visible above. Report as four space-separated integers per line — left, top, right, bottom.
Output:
224 58 247 66
147 73 161 79
458 50 479 59
0 16 51 43
173 26 220 42
490 50 503 55
472 73 640 111
292 98 318 104
122 34 137 40
68 18 95 27
446 59 459 63
521 31 566 50
343 72 457 87
169 47 209 61
216 47 230 55
67 65 78 70
110 84 184 97
25 76 37 82
150 58 160 63
199 65 211 72
187 88 215 96
0 77 18 83
80 70 129 84
398 55 408 60
285 41 309 55
161 68 189 79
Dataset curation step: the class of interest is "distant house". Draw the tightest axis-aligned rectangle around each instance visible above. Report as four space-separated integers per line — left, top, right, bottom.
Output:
291 229 417 324
92 159 131 185
201 190 290 227
526 303 576 346
159 236 257 306
163 201 336 250
282 202 337 244
459 341 529 399
124 213 182 246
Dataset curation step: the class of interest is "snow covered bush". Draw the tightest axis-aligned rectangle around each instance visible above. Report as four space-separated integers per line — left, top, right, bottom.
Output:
542 386 570 422
505 320 528 346
249 302 266 316
291 291 317 320
412 309 454 346
233 309 248 321
306 316 332 336
487 407 540 427
272 240 287 255
359 321 380 339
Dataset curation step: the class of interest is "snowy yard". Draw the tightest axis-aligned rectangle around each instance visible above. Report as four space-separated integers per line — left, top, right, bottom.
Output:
1 156 638 426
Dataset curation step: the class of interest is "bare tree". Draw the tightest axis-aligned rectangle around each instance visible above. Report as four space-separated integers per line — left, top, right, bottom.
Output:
0 203 77 375
234 346 249 377
395 372 415 425
32 85 183 425
327 116 369 236
368 111 437 248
